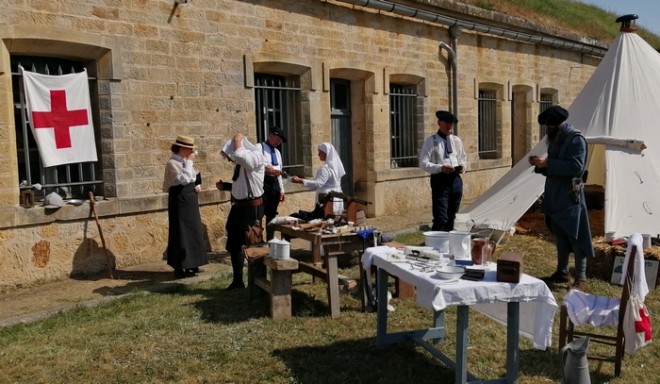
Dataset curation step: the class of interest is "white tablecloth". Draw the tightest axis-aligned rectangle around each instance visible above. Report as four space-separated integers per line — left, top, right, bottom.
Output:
362 246 558 350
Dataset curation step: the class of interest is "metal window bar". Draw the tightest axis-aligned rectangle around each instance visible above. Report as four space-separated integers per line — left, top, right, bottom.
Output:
12 56 102 200
389 84 418 168
478 90 498 159
539 95 553 138
254 74 302 174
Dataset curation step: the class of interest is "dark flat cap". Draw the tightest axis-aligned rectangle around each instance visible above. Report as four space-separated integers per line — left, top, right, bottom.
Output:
538 105 569 125
269 126 287 143
436 110 458 123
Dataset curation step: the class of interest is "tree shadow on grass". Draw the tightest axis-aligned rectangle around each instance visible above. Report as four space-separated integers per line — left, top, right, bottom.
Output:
271 332 592 384
276 339 612 384
273 337 453 384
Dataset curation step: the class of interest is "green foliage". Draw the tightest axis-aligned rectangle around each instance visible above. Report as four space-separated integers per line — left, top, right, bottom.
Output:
474 1 495 11
468 0 660 48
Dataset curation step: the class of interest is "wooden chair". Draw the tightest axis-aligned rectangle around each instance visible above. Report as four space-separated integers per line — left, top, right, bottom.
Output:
557 245 638 377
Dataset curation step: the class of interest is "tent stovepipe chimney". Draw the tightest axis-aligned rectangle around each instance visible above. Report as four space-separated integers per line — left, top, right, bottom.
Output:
616 14 639 33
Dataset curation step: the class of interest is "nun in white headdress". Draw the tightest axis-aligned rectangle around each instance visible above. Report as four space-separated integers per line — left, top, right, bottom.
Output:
291 142 346 214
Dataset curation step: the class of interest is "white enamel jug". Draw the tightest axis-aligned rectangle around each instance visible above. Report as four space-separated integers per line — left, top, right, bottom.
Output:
449 230 472 260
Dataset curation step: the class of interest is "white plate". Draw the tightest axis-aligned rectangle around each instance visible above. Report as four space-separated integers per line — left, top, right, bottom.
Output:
67 199 84 206
430 273 461 283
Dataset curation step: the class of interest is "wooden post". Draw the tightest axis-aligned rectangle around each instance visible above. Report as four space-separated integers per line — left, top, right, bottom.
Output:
266 257 299 320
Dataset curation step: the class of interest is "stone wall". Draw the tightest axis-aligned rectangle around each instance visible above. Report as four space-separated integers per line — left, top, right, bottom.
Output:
0 0 604 289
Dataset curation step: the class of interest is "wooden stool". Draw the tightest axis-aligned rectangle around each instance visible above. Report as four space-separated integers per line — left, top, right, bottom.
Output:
243 246 270 300
260 257 299 319
244 247 299 319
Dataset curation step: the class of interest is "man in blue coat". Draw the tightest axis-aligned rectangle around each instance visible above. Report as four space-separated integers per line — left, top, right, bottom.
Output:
529 106 595 291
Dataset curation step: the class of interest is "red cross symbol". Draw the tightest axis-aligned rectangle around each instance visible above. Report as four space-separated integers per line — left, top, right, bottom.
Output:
635 307 652 342
32 90 89 149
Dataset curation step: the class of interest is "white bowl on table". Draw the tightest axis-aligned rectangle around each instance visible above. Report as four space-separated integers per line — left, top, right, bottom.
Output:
434 265 464 281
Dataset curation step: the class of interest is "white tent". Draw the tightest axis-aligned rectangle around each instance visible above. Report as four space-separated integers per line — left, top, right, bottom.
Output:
457 30 660 239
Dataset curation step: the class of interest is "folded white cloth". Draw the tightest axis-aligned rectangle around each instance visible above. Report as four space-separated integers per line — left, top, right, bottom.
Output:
563 289 620 327
268 216 301 225
221 136 259 157
564 232 647 327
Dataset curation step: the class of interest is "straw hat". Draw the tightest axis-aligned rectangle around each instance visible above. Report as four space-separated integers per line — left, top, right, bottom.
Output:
172 135 196 148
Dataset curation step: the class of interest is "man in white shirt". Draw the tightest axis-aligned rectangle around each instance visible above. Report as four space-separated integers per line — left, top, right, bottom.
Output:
260 126 286 241
419 110 468 231
217 133 266 290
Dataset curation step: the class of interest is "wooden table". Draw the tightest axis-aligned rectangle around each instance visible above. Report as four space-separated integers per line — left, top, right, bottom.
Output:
271 223 375 318
362 247 558 384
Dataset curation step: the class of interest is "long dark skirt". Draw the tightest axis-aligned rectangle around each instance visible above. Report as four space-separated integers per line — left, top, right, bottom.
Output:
167 183 208 270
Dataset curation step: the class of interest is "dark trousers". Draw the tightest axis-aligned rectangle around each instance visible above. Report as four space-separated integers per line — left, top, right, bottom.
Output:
430 173 463 231
225 202 264 284
551 218 588 281
262 176 281 241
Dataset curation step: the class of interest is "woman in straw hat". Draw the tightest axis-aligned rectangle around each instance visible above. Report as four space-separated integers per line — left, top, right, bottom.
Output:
163 135 208 278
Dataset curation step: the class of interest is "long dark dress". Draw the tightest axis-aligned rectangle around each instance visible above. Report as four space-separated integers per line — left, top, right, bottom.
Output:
167 183 208 270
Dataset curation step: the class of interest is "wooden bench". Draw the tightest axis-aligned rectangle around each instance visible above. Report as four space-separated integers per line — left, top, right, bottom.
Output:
243 246 299 319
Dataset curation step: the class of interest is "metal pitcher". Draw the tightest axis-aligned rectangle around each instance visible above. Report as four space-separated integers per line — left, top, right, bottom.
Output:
560 336 591 384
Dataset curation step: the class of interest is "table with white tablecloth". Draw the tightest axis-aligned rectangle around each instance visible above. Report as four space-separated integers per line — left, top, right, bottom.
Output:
362 246 558 384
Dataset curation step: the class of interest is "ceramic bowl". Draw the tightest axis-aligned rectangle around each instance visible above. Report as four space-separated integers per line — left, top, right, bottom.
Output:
435 265 464 280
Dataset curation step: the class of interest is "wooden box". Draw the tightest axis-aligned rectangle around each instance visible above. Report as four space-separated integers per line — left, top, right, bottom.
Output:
497 252 523 283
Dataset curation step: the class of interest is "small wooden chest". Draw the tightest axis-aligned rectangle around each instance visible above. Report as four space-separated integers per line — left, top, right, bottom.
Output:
497 252 523 283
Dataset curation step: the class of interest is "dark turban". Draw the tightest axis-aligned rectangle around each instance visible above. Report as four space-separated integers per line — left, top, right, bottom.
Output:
538 105 569 125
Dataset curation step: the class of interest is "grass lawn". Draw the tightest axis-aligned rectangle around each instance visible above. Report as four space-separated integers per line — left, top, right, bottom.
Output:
1 219 658 384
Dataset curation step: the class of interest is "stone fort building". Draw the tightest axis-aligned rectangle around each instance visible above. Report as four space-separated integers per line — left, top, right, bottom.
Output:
0 0 607 289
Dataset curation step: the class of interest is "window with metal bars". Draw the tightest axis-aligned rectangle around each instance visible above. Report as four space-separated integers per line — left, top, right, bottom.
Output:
539 94 553 138
478 89 498 159
254 74 302 175
12 56 103 200
389 84 419 168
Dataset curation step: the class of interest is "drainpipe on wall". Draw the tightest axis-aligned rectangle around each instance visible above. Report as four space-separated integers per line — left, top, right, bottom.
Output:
439 25 462 134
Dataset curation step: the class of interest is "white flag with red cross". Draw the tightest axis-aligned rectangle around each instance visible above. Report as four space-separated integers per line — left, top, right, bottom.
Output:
21 67 98 167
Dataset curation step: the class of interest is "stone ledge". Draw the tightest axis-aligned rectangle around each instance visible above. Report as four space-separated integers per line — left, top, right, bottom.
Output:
0 189 234 229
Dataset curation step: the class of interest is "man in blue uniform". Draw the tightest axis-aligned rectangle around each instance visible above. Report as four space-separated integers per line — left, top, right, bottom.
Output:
419 110 468 231
529 105 595 291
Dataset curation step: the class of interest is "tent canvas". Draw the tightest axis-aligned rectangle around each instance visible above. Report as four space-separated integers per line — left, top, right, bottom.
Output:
457 31 660 239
